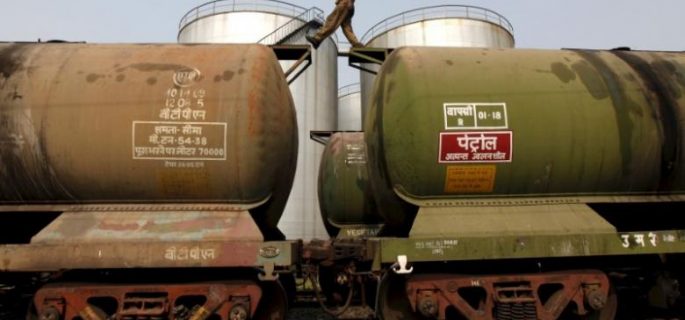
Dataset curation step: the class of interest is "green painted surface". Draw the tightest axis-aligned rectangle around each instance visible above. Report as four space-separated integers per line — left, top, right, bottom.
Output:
365 47 685 234
409 204 616 238
378 230 685 264
318 133 383 235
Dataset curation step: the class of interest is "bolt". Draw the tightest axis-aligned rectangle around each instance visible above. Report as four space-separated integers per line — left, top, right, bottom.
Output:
417 296 439 318
39 307 61 320
585 289 607 311
336 272 349 285
229 304 248 320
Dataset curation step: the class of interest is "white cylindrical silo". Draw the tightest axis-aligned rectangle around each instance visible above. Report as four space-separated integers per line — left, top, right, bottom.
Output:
178 0 337 240
337 83 362 131
359 5 515 125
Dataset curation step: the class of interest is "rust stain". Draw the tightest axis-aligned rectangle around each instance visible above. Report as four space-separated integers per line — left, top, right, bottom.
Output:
550 62 576 83
571 60 609 99
221 70 235 82
128 63 187 72
52 214 97 237
650 58 683 99
0 44 27 80
97 221 140 231
675 65 685 88
213 70 235 82
142 217 233 233
611 51 681 188
86 73 105 83
158 169 209 197
247 48 269 136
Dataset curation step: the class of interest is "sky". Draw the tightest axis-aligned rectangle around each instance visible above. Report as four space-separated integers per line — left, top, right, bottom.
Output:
1 0 684 86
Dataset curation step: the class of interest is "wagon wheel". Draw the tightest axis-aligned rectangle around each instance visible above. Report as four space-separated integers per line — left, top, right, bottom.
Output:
253 281 288 320
377 273 424 320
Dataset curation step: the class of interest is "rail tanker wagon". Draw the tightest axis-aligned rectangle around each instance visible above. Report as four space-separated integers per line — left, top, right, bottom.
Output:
364 47 685 319
318 132 384 237
0 43 298 320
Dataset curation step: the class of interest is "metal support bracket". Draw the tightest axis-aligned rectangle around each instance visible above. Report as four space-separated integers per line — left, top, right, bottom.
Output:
348 47 394 75
309 130 334 145
270 45 312 84
309 130 362 145
258 262 279 281
392 255 413 275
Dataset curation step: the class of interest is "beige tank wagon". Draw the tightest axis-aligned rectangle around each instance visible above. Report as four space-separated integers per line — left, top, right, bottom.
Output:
0 42 312 320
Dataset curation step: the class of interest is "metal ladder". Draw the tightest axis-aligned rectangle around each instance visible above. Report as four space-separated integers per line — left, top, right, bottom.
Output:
258 7 324 45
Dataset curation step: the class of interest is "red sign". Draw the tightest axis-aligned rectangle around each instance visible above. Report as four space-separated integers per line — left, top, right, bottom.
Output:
439 131 513 163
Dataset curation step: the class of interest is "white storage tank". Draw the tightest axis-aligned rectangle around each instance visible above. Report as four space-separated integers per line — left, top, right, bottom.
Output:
359 5 515 125
337 83 362 131
179 0 337 239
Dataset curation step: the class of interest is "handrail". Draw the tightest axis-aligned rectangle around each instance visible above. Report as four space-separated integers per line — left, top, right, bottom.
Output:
361 5 514 44
179 0 308 32
258 7 324 45
338 83 360 97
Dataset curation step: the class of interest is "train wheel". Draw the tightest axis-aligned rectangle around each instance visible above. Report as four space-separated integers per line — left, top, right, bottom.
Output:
377 274 423 320
254 281 288 320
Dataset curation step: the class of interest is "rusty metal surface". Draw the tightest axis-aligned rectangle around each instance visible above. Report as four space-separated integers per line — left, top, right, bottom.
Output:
404 270 611 320
0 240 297 272
0 43 297 237
0 203 270 213
34 281 261 320
31 211 263 244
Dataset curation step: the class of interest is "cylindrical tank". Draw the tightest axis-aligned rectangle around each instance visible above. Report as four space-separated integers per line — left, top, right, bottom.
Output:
318 132 382 236
360 5 515 126
0 43 297 239
179 0 338 240
337 84 362 131
366 47 685 235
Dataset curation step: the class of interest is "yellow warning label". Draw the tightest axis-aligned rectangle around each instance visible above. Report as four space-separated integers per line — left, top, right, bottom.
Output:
444 165 496 193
